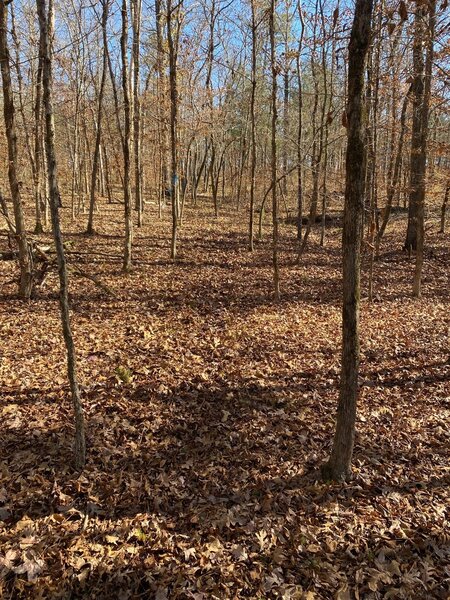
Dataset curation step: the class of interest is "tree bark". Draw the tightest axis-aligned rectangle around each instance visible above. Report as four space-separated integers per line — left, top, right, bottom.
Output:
167 0 181 260
36 0 86 469
249 0 257 251
87 0 109 235
375 85 412 257
121 0 133 271
0 0 34 299
412 0 435 297
269 0 280 301
322 0 373 482
404 0 434 267
296 0 304 245
34 52 45 234
132 0 143 227
440 181 449 234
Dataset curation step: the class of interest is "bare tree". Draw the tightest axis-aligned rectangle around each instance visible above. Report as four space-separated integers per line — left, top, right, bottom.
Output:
269 0 280 300
0 0 34 299
166 0 183 259
36 0 86 469
132 0 143 226
322 0 373 482
440 181 449 234
121 0 133 271
248 0 258 252
87 0 110 235
411 0 435 297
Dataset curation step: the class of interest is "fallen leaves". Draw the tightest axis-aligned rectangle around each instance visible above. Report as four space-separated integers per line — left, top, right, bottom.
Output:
0 204 449 598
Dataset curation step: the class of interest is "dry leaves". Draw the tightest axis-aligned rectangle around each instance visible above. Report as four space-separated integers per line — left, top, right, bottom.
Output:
0 202 449 598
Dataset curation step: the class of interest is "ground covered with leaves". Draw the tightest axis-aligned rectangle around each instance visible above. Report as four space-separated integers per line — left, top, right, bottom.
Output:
0 202 449 599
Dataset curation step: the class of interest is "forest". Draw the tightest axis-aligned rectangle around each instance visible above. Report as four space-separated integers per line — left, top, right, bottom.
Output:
0 0 449 597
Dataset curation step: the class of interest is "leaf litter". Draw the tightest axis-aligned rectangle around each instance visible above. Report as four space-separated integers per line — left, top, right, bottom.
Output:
0 204 449 598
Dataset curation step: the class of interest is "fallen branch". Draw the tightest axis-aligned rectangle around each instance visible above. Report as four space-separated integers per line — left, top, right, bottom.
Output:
72 267 118 298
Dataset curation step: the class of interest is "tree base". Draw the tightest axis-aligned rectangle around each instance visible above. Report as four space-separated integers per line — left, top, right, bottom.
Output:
321 461 352 483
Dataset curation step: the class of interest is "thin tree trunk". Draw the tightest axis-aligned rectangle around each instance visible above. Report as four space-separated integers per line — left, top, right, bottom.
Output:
440 181 449 234
132 0 143 226
36 0 86 469
375 86 412 257
322 0 373 482
296 0 304 245
121 0 133 271
269 0 280 301
249 0 257 251
34 53 45 234
299 1 324 257
155 0 169 199
320 0 338 247
87 0 109 235
404 2 432 257
10 4 42 235
412 0 435 297
167 0 181 260
0 0 34 299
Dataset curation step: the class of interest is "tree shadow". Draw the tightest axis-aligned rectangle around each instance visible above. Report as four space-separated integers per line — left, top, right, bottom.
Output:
2 374 448 598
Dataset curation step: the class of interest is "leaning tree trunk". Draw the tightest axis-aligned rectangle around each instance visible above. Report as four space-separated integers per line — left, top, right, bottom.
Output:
322 0 373 482
36 0 86 469
0 0 33 299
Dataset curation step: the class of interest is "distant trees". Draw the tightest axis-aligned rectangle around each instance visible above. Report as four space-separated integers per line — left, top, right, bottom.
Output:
2 0 448 268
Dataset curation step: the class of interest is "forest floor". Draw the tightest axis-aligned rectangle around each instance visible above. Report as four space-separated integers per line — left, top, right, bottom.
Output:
0 199 449 599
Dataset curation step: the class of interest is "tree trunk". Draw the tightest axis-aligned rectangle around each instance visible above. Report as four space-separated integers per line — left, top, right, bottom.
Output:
34 53 45 234
322 0 373 482
296 0 304 245
87 0 109 235
10 5 43 235
121 0 133 271
375 86 412 257
404 0 434 262
440 181 449 234
249 0 257 251
36 0 86 469
167 0 181 260
155 0 170 202
412 0 435 297
132 0 143 227
0 0 34 300
269 0 280 301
